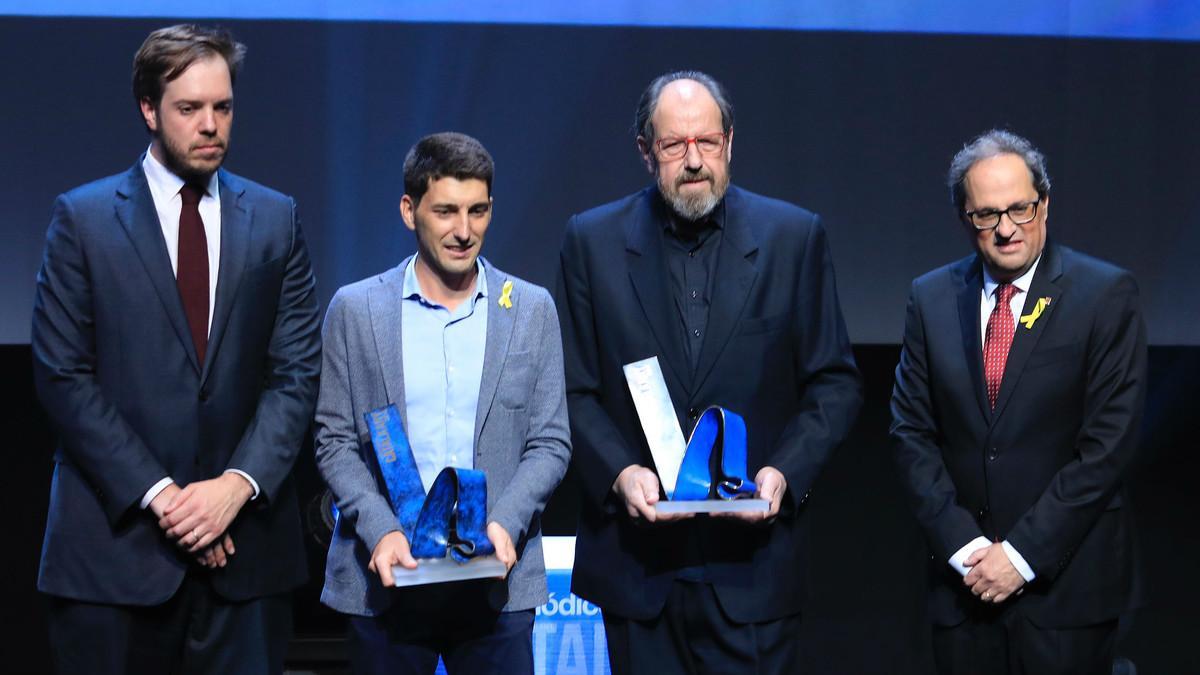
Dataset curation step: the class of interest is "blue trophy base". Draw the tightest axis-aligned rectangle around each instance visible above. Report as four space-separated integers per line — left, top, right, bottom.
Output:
391 555 508 587
655 498 770 514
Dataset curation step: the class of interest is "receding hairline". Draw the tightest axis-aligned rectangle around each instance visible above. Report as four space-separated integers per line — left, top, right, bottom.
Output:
648 78 723 124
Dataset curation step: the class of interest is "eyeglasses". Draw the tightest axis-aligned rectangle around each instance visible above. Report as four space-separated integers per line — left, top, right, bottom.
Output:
964 198 1041 231
653 132 728 160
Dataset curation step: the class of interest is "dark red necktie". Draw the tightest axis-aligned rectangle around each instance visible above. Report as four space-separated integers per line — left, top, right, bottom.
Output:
177 183 209 364
983 283 1018 409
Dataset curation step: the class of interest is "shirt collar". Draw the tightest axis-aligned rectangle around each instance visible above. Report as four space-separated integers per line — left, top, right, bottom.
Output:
402 255 488 307
142 145 220 204
983 252 1042 299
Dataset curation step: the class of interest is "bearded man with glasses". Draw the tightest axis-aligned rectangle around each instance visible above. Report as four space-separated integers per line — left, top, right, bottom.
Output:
890 129 1147 674
555 70 862 673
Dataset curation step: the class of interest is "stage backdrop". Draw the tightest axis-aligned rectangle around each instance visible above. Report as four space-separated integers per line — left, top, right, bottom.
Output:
1 7 1198 346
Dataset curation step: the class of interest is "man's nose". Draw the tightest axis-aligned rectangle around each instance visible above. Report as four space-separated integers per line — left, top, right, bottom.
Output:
453 213 472 240
198 108 217 134
683 140 704 170
994 214 1019 239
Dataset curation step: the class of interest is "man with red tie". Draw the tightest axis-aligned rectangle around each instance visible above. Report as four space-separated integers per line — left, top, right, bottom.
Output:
890 129 1146 674
32 25 320 674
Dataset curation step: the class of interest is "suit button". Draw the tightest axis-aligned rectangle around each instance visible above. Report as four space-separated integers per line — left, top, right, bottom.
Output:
199 389 210 402
688 407 698 420
987 448 998 461
977 507 988 520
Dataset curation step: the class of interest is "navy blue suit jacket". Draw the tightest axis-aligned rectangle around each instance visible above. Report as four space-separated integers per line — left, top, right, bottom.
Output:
32 160 321 605
556 185 862 623
890 242 1146 628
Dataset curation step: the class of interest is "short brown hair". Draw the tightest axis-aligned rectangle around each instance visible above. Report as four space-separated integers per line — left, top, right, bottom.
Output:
132 24 246 108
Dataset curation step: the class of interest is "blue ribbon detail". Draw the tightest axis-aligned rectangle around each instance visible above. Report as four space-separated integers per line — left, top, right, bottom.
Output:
671 406 758 501
364 404 494 562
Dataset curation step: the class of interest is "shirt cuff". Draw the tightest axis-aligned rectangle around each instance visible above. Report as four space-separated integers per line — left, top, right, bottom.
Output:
224 469 261 500
1000 540 1037 582
948 536 992 577
140 477 174 509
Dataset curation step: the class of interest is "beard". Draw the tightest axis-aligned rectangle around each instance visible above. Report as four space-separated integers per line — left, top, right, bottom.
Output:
657 164 730 222
154 128 227 184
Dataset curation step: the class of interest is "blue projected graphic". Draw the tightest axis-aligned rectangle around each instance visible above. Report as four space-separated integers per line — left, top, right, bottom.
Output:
1 0 1198 42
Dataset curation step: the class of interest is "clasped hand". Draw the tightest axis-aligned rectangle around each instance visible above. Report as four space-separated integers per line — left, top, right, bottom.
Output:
150 473 254 569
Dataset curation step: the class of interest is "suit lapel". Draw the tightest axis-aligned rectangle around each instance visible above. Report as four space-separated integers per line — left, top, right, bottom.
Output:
626 197 691 393
692 192 758 394
114 162 201 374
956 258 990 420
474 262 516 448
201 169 251 386
991 245 1063 421
369 263 410 432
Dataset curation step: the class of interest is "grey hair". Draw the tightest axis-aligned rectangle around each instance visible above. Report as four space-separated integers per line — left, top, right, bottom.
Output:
948 129 1051 215
634 70 734 147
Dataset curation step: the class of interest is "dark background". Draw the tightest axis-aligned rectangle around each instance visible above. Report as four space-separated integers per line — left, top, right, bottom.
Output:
3 16 1198 673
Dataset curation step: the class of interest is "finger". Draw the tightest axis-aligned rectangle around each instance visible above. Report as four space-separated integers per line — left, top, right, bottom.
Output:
635 499 658 522
162 487 195 516
188 530 218 554
210 542 227 568
223 534 236 556
377 556 396 587
397 546 418 570
963 549 987 566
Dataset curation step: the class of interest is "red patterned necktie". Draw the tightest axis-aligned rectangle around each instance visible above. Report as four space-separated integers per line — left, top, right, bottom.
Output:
177 183 209 364
983 283 1018 409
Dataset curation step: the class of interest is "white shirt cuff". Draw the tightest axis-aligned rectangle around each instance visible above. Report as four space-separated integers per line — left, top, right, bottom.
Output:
1001 540 1037 582
140 477 174 509
224 469 260 500
948 536 991 576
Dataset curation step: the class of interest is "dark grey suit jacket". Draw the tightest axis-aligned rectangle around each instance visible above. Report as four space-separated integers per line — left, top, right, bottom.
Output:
314 257 571 616
32 159 321 605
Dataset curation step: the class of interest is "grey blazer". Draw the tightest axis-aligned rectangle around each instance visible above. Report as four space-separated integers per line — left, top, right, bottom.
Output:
314 256 571 616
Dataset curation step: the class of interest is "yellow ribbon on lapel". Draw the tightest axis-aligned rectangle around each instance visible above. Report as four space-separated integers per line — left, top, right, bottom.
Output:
498 280 514 309
1019 296 1052 329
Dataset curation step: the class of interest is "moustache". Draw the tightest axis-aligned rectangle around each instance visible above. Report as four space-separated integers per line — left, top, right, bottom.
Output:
674 171 713 189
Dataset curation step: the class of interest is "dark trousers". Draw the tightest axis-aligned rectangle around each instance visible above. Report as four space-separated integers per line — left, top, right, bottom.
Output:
47 574 292 675
603 580 802 675
348 598 534 675
933 608 1117 675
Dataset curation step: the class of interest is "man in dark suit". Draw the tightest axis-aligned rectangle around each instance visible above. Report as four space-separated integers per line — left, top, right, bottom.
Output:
31 25 320 674
890 129 1146 674
556 70 862 673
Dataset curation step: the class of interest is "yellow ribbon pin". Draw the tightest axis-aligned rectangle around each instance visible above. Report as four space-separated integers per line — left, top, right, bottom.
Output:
1019 296 1052 329
498 280 514 309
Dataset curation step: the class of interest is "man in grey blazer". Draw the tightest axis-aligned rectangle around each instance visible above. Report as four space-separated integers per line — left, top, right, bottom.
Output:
314 132 571 674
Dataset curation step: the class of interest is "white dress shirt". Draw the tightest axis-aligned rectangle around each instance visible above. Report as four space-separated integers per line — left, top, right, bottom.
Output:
139 148 259 508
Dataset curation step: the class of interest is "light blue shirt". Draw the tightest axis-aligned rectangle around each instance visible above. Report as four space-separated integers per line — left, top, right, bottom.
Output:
401 256 488 493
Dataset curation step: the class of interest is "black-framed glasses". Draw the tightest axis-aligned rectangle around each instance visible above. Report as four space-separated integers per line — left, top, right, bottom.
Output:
653 132 728 160
964 198 1042 231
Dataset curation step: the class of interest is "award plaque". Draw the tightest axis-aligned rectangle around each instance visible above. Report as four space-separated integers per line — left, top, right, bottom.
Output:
364 404 507 586
622 357 769 514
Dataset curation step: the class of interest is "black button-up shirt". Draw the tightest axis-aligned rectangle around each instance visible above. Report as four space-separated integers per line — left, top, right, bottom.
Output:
662 200 725 376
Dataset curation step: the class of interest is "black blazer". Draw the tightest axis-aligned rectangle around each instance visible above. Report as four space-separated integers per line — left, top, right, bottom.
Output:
32 160 321 605
556 186 862 622
890 242 1146 628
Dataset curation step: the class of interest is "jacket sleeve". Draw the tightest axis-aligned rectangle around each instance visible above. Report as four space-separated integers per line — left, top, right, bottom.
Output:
890 281 987 561
224 199 322 504
764 218 863 512
32 193 169 525
555 215 644 510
